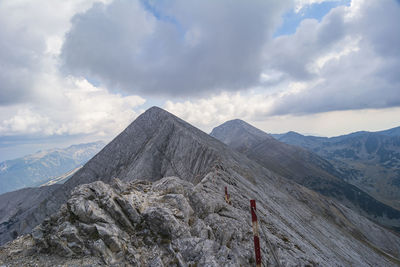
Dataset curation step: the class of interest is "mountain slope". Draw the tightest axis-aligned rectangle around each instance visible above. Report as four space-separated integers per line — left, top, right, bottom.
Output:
211 119 400 231
0 107 264 245
1 107 400 265
276 130 400 210
0 141 105 194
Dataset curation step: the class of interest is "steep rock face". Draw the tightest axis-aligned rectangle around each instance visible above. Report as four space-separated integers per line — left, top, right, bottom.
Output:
2 172 400 266
211 120 400 231
0 185 61 245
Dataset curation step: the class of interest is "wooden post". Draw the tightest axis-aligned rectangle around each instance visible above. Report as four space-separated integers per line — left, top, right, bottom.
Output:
225 186 231 205
250 199 261 267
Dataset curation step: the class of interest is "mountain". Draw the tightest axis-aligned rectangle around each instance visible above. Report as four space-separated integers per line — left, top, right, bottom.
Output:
276 129 400 210
376 126 400 137
39 166 82 187
1 107 400 266
211 119 400 231
0 141 105 194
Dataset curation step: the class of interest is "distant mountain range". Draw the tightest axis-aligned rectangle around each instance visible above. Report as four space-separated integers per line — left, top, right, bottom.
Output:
0 141 105 194
211 120 400 231
273 126 400 210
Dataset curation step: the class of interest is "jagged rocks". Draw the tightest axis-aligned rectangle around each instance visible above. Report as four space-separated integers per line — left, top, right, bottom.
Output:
26 176 253 266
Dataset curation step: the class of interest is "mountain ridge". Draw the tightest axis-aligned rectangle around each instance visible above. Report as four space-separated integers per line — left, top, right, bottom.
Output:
1 107 400 265
0 107 268 245
0 141 105 194
211 119 400 231
275 128 400 210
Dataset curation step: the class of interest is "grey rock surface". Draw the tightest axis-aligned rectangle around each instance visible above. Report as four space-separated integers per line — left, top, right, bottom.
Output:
0 107 262 245
211 119 400 231
2 175 400 266
0 184 61 245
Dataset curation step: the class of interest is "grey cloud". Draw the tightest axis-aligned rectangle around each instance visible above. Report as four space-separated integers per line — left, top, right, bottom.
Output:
268 0 400 115
264 6 349 81
61 0 291 97
0 20 45 105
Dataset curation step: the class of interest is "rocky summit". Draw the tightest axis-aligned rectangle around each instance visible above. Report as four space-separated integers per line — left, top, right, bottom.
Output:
1 107 400 266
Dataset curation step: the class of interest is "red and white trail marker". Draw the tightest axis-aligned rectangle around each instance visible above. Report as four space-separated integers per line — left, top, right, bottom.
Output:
224 186 231 205
250 199 262 267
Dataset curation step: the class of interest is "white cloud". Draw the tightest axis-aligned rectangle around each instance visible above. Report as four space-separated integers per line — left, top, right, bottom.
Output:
0 0 147 139
263 0 400 115
0 77 145 137
1 0 399 144
165 91 400 137
0 0 111 105
164 92 267 132
61 0 292 96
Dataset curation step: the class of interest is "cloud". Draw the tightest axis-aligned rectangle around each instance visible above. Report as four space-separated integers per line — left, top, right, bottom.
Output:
0 0 111 105
264 0 400 115
61 0 400 116
164 90 277 132
0 77 145 137
61 0 291 97
1 0 399 145
164 91 400 137
0 2 44 105
0 0 146 139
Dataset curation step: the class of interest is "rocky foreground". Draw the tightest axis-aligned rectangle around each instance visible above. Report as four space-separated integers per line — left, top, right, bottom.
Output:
0 175 256 266
1 170 400 266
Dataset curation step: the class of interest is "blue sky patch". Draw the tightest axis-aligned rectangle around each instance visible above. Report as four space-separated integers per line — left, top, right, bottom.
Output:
140 0 183 31
274 0 350 37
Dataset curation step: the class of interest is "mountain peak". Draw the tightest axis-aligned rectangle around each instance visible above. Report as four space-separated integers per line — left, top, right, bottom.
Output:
126 106 193 135
286 131 303 136
222 118 247 125
210 119 273 151
0 106 238 245
215 118 254 128
144 106 169 116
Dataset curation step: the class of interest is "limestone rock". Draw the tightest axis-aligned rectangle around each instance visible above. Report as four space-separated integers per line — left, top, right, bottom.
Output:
20 177 254 266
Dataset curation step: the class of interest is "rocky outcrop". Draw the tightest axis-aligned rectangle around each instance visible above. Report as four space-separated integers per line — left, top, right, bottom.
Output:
2 176 254 266
2 169 400 266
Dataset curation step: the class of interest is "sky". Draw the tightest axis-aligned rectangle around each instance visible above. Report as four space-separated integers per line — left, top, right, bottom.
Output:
0 0 399 161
